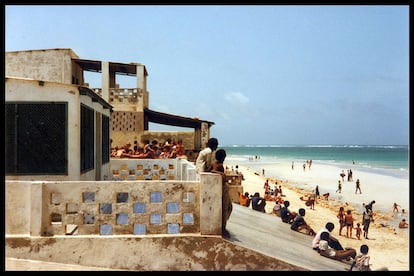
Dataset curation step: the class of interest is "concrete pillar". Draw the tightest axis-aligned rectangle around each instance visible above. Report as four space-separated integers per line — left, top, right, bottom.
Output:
199 173 222 235
136 65 145 111
30 182 43 236
101 61 110 102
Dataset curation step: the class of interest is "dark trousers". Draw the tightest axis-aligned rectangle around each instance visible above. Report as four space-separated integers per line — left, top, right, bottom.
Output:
329 239 344 250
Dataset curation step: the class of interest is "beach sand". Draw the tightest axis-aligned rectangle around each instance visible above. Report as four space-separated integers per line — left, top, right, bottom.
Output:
227 161 409 271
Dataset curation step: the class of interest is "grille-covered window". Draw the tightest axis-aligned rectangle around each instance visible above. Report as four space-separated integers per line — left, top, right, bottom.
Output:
5 102 68 175
81 104 94 172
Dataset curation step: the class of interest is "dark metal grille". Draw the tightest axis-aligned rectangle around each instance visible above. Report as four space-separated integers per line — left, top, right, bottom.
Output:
5 102 67 175
102 114 110 164
80 104 94 172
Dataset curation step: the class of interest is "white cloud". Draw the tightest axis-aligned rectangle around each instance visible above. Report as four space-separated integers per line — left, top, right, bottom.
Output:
224 92 249 106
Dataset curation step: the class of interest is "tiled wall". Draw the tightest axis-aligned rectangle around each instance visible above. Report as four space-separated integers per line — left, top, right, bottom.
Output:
6 172 222 237
44 181 200 236
109 158 197 181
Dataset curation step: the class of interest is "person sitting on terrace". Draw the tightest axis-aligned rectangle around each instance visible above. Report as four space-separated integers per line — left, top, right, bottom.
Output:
251 192 266 212
290 208 315 236
238 192 251 207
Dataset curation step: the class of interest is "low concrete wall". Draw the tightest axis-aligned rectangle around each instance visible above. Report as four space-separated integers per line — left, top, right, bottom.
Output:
5 173 221 237
5 236 305 271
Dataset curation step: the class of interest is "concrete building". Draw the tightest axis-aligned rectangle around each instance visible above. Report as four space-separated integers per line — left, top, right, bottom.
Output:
5 48 214 181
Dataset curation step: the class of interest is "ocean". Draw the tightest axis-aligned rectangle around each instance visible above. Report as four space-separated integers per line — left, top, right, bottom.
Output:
222 145 409 179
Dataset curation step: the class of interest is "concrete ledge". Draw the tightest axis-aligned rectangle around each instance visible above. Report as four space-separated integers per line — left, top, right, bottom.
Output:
5 235 305 271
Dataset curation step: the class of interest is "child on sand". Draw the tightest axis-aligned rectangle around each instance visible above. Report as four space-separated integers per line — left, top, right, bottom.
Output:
354 223 362 240
349 244 371 271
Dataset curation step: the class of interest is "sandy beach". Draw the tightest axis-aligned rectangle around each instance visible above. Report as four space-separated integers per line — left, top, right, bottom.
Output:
227 161 409 271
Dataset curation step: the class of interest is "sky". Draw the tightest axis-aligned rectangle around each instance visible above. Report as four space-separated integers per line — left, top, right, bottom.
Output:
5 5 410 146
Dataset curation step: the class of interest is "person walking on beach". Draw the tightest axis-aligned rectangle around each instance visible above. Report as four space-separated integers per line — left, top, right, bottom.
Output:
211 149 232 238
393 202 401 212
292 161 294 170
336 180 342 193
355 179 362 194
195 137 218 175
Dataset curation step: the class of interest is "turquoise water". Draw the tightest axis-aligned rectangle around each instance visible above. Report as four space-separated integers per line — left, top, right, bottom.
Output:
222 145 409 179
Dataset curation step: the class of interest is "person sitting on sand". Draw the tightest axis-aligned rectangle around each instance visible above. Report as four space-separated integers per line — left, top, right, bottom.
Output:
318 231 357 261
290 208 315 236
398 219 408 228
280 200 296 224
322 192 330 200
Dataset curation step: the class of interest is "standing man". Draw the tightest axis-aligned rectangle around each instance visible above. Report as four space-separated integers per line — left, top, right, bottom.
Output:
355 179 362 194
195 137 219 175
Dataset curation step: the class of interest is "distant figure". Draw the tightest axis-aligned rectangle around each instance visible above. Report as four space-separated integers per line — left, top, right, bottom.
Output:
322 192 330 200
262 168 265 176
336 180 342 193
393 202 401 213
290 208 315 236
340 170 346 182
292 161 294 170
355 179 362 194
315 185 320 199
399 219 408 228
303 162 306 171
195 137 218 175
349 244 371 271
251 192 266 212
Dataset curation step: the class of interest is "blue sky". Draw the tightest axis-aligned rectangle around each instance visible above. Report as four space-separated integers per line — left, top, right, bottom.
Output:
5 5 409 146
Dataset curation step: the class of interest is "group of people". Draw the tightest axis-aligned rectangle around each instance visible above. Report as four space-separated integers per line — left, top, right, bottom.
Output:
312 222 372 271
111 138 187 159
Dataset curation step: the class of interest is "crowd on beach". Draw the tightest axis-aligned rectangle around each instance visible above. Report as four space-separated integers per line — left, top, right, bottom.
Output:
112 135 407 270
193 137 385 270
110 138 187 159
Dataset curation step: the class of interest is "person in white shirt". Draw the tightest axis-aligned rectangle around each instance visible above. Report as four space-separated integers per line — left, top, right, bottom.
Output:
312 222 344 251
318 231 356 261
195 137 218 175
